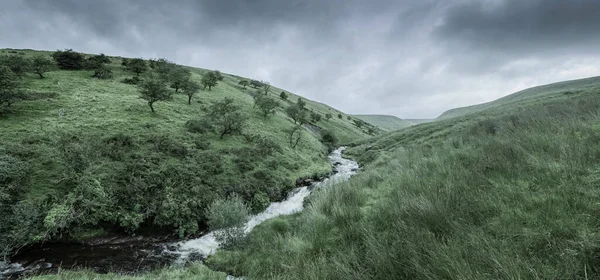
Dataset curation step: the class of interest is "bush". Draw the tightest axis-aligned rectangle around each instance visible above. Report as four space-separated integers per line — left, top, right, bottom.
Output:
0 55 31 76
149 135 188 158
206 194 250 249
52 49 85 70
185 119 213 134
121 76 143 85
194 138 211 150
338 113 343 119
92 64 113 79
251 192 270 213
321 130 338 151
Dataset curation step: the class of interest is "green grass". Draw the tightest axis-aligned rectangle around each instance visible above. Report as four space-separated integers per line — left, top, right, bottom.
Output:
204 76 600 279
28 263 226 280
437 75 600 119
353 114 414 131
0 48 370 258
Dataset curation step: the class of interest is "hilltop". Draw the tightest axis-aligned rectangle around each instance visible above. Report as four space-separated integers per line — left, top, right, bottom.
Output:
0 48 371 260
437 75 600 119
353 114 414 131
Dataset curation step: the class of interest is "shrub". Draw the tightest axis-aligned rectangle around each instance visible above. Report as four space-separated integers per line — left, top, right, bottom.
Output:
149 135 188 158
321 130 338 151
194 138 211 150
251 192 270 213
338 113 343 119
31 55 55 78
91 64 113 79
121 76 143 85
0 55 31 76
185 119 213 134
206 194 250 249
52 49 85 70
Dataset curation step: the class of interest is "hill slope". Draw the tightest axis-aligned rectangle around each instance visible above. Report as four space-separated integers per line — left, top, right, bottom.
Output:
353 114 413 131
0 48 370 258
207 77 600 279
438 75 600 119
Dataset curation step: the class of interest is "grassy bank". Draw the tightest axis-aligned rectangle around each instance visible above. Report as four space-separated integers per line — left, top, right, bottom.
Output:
205 78 600 279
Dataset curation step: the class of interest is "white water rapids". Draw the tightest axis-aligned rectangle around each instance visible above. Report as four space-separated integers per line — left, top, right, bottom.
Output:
167 146 359 263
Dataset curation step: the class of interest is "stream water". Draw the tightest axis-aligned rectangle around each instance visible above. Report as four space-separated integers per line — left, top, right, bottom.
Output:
1 147 359 279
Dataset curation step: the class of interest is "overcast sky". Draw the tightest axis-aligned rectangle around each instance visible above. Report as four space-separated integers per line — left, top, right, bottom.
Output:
2 0 600 118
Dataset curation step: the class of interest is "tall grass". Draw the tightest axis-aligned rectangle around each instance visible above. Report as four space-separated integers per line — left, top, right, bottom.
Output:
208 92 600 279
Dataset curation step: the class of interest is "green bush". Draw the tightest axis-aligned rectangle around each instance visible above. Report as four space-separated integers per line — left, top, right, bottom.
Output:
52 49 85 70
185 119 213 134
206 194 250 249
121 76 143 85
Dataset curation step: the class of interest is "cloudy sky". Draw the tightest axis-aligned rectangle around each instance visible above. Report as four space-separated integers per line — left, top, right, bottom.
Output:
2 0 600 118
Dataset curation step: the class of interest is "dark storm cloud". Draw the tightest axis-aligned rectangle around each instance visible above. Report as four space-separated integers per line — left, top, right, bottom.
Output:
2 0 600 118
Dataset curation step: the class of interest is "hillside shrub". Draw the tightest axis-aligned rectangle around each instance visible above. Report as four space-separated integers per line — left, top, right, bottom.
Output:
185 119 213 134
52 49 85 70
121 76 143 85
206 195 250 249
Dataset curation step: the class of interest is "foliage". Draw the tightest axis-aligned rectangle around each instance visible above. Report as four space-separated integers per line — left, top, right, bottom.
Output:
325 113 332 121
91 64 113 79
84 53 111 70
206 194 250 249
279 91 288 100
181 79 201 104
126 58 148 76
207 98 246 138
185 119 213 134
353 119 363 128
0 65 21 114
213 70 224 81
256 96 279 118
168 66 191 92
121 76 144 85
296 97 306 109
310 112 321 123
238 79 249 89
52 49 85 70
320 129 338 151
0 54 31 76
249 79 263 89
287 125 303 148
285 104 307 124
201 71 219 91
31 55 55 78
338 113 343 119
139 78 171 112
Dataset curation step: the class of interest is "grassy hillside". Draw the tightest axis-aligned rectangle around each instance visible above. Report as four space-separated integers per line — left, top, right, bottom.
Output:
438 75 600 119
205 77 600 279
405 118 433 125
353 114 413 131
0 48 370 260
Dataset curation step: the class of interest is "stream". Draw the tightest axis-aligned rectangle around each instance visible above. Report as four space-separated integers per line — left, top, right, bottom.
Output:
1 147 359 279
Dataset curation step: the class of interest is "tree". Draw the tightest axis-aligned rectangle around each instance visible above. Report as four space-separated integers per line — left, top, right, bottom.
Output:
321 130 338 151
206 195 250 249
181 79 201 105
84 53 111 70
297 97 306 109
280 91 288 100
139 78 171 113
168 67 191 92
286 104 307 124
338 113 343 119
256 96 279 118
52 49 85 70
250 79 263 89
310 112 321 123
201 71 218 91
353 119 364 128
31 55 54 79
238 80 249 89
287 125 303 148
208 98 246 138
0 55 30 77
121 57 130 67
0 66 21 114
92 64 113 79
325 113 332 121
126 58 147 77
214 70 224 81
149 58 175 80
261 81 271 95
